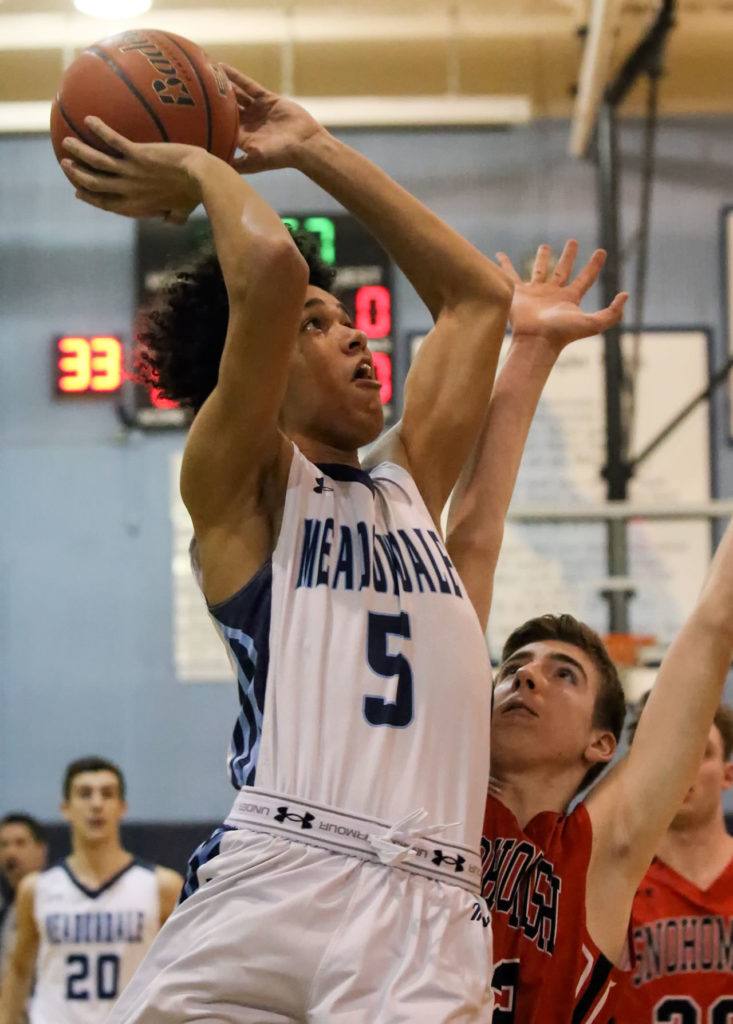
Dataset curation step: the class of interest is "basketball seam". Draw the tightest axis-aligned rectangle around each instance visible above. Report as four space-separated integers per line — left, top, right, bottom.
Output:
57 100 98 148
157 32 212 153
87 45 170 143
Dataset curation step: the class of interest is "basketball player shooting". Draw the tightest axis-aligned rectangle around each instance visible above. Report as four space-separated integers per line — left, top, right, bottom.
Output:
0 758 182 1024
445 242 733 1022
58 69 513 1020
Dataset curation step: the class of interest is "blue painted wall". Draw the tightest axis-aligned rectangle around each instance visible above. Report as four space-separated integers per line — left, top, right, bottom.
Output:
2 116 732 822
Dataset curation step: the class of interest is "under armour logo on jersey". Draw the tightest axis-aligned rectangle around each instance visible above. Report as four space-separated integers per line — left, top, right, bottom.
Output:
274 806 315 829
313 477 333 494
432 850 466 872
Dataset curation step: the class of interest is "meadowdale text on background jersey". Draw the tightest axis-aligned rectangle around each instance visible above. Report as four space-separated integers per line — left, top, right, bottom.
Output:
30 860 159 1024
197 446 493 859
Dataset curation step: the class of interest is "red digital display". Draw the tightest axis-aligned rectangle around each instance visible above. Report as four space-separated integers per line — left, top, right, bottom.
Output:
355 285 391 339
56 336 123 395
372 351 393 406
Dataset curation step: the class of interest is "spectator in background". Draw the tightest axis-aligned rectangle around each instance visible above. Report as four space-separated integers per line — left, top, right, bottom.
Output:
0 757 182 1024
613 700 733 1022
0 815 47 1022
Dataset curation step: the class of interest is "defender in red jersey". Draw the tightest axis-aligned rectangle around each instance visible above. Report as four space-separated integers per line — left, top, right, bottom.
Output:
613 703 733 1023
446 241 733 1024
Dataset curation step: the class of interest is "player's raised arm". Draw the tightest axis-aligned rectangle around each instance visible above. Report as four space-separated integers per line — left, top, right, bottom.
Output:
446 242 627 628
0 875 39 1024
60 118 308 548
586 516 733 949
223 67 513 521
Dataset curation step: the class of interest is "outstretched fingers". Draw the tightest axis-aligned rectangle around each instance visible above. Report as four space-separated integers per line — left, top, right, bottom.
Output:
552 239 578 286
531 243 552 283
571 248 607 297
495 252 522 284
589 291 629 332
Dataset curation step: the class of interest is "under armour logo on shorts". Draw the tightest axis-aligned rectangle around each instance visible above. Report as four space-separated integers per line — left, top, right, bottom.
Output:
471 901 491 928
274 806 315 829
431 849 465 872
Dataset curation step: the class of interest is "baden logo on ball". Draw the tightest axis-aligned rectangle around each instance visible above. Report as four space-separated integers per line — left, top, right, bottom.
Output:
50 29 239 168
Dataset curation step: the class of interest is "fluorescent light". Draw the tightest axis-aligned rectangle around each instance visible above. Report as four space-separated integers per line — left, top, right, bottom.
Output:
297 96 531 128
0 102 52 132
73 0 152 18
0 96 531 134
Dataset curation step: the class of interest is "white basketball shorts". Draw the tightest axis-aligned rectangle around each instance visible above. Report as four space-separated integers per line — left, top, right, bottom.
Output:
106 825 493 1023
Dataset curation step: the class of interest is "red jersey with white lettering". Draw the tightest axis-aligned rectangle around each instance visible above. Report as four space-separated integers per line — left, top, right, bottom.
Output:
613 855 733 1024
483 793 629 1024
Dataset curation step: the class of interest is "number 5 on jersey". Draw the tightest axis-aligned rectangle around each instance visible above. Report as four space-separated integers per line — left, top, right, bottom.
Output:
364 612 413 728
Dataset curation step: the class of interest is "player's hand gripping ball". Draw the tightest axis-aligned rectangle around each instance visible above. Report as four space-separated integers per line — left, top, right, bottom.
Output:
50 29 239 167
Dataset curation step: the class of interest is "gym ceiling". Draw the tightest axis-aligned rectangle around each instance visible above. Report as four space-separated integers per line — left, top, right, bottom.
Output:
1 0 732 151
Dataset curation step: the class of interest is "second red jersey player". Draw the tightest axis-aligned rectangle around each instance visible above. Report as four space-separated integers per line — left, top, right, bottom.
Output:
617 856 733 1023
614 704 733 1024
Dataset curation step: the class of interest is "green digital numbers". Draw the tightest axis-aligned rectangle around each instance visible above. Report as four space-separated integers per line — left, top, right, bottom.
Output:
281 216 336 265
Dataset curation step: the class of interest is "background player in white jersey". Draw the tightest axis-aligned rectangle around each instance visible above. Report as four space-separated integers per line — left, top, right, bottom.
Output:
58 67 516 1020
0 815 47 1023
445 242 733 1022
0 758 182 1024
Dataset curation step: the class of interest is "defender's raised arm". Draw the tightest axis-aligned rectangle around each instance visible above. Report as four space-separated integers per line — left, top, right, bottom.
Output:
447 241 627 627
586 515 733 944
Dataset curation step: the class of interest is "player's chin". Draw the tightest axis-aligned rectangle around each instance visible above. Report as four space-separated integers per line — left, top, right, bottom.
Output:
342 405 384 448
362 405 385 443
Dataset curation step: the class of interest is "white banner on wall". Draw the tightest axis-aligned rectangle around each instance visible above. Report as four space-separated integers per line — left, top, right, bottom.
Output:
169 453 232 683
489 329 711 662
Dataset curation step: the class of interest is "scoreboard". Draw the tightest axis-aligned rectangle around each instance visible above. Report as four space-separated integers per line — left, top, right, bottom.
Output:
115 213 396 429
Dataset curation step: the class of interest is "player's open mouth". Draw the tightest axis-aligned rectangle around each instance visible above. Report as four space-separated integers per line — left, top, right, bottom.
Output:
352 359 379 386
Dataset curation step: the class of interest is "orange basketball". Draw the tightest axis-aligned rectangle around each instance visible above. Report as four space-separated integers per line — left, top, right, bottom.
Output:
50 29 239 167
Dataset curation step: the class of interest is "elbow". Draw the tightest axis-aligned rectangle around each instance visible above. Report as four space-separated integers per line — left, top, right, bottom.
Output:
690 601 733 652
257 236 310 290
448 265 513 322
485 265 515 308
228 235 309 304
468 260 515 309
436 258 514 321
447 527 504 575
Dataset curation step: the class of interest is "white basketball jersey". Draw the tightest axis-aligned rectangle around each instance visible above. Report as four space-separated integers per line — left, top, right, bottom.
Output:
30 860 159 1024
202 448 492 855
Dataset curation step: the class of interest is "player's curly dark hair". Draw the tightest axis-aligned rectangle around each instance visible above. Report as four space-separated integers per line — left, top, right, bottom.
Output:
136 227 335 413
